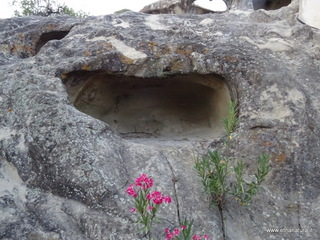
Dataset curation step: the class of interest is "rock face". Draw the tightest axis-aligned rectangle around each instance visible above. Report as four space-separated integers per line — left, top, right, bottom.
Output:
1 0 320 239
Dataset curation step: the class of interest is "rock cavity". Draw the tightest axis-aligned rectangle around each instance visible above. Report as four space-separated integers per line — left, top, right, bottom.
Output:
63 72 231 140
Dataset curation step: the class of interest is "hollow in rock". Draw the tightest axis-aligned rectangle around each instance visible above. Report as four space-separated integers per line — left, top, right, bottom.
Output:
64 72 232 140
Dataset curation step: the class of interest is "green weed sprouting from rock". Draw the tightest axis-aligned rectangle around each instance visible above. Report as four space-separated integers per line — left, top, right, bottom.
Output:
195 152 271 208
223 100 238 137
232 153 271 204
195 100 271 209
195 151 228 208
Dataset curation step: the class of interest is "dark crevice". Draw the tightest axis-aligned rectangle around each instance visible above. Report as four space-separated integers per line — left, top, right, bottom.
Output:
297 203 301 229
218 205 226 240
249 125 273 130
36 30 70 54
253 0 291 10
160 152 181 225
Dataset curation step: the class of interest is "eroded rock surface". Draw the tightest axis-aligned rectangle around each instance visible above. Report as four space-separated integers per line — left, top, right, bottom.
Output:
1 1 320 239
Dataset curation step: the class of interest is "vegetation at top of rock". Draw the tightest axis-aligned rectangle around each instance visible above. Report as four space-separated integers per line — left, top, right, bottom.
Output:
114 9 132 14
11 0 89 18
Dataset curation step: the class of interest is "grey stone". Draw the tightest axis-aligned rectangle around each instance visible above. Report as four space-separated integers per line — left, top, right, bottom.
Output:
140 0 213 14
1 0 320 239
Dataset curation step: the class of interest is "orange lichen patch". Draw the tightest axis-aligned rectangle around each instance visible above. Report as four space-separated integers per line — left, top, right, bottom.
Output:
81 65 91 71
225 56 237 63
17 33 26 40
271 154 287 164
60 72 68 80
84 50 91 57
148 41 158 52
11 44 35 56
176 49 193 55
121 55 134 64
24 45 34 53
99 42 113 50
171 61 184 72
263 141 273 147
45 24 59 31
176 45 194 55
202 49 209 54
164 46 171 54
249 134 258 141
157 46 171 57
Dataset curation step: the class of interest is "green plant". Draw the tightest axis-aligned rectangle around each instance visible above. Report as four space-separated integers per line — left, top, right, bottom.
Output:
195 151 228 208
232 153 271 204
195 151 271 208
223 100 238 137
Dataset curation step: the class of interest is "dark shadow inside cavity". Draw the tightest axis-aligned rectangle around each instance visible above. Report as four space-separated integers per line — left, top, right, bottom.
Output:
253 0 291 10
63 72 231 140
36 31 69 53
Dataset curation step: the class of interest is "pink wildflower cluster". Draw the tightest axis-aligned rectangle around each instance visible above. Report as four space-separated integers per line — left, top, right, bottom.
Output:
126 184 137 197
126 174 171 215
147 191 172 204
165 226 210 240
126 174 154 197
135 173 154 190
165 227 182 239
192 234 210 240
127 174 210 239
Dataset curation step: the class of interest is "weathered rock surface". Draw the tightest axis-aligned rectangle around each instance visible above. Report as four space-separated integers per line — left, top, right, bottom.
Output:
1 0 320 239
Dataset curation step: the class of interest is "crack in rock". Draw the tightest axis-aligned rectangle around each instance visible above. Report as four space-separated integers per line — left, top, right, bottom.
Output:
160 151 181 225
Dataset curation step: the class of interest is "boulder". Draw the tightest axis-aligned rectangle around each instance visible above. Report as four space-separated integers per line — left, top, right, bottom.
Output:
1 1 320 239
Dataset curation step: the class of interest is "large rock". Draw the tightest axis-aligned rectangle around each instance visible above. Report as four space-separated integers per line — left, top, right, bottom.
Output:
1 1 320 239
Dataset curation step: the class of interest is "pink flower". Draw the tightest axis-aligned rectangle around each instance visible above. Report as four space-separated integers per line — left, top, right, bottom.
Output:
165 233 174 240
147 191 172 205
152 191 163 204
130 208 136 213
165 228 174 240
165 228 180 240
147 206 153 211
173 228 180 235
126 184 137 197
181 225 187 230
163 196 172 203
192 235 202 240
203 235 210 239
135 174 154 190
